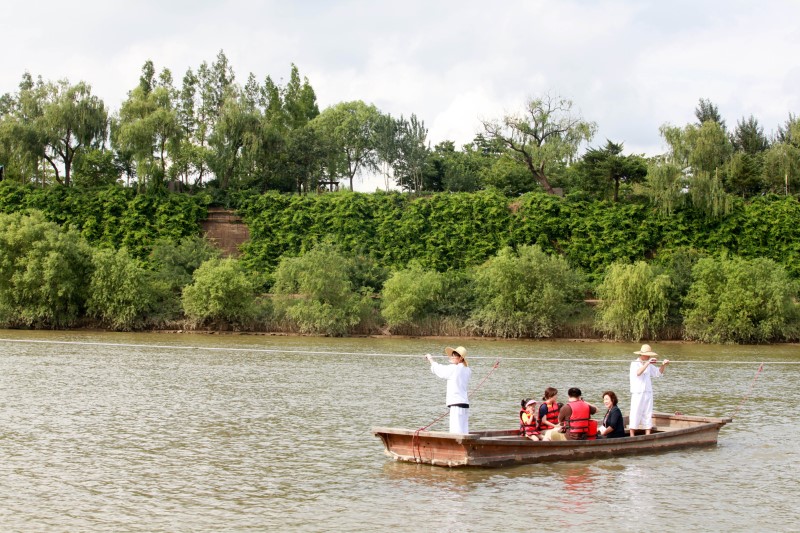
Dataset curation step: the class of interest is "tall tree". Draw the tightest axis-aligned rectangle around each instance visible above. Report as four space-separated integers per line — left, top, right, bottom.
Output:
731 115 769 154
172 67 210 186
188 50 236 185
0 74 41 183
372 113 398 191
694 98 726 130
762 141 800 194
207 93 261 190
481 94 596 194
775 113 800 146
9 76 107 186
576 140 647 201
282 63 320 129
658 120 733 216
311 100 381 191
393 114 429 193
112 61 182 190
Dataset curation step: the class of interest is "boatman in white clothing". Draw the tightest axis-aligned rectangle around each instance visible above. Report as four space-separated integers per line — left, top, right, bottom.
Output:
425 346 472 434
629 344 670 437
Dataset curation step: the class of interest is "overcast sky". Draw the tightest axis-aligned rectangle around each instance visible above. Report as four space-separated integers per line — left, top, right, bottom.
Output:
2 0 799 190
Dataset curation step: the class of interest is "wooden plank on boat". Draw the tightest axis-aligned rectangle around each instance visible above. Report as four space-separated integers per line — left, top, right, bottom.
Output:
373 412 731 468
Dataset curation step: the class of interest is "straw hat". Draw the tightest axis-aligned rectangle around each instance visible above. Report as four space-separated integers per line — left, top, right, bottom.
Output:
634 344 658 356
445 346 467 360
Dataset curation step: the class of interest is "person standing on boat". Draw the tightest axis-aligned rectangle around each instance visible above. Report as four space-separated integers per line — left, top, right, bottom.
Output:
597 390 626 438
425 346 472 434
629 344 670 437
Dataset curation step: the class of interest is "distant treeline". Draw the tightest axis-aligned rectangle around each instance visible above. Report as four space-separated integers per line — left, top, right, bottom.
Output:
0 182 798 343
2 50 800 206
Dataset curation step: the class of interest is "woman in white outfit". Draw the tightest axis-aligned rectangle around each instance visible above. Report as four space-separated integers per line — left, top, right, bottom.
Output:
426 346 472 434
629 344 670 436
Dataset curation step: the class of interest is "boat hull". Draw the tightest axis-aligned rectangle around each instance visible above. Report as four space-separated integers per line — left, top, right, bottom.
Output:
373 413 731 467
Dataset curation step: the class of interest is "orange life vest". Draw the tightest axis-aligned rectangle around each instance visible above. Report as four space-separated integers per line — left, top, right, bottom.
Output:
519 409 539 436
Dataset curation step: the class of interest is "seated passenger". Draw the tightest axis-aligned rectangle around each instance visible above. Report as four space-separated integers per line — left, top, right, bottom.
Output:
519 398 541 440
557 387 598 441
537 387 562 434
597 390 626 438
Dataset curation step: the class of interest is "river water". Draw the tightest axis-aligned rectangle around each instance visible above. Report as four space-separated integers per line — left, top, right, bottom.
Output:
0 330 797 532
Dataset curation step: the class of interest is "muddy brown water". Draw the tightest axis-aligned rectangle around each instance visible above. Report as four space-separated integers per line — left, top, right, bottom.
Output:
1 330 797 531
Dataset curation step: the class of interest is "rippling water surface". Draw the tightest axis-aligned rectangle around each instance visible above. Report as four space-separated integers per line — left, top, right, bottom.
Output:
1 330 797 531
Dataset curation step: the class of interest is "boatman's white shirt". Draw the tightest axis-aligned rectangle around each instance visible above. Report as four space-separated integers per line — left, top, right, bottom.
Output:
430 362 471 405
630 359 661 394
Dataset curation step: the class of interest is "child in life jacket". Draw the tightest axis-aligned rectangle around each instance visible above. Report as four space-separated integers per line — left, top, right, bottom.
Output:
519 398 541 440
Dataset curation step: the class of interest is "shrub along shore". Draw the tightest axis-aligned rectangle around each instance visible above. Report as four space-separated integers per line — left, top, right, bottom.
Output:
0 183 798 343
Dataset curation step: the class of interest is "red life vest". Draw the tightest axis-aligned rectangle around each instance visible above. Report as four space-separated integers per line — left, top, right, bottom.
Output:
567 400 592 437
538 402 560 431
519 409 539 436
587 419 598 440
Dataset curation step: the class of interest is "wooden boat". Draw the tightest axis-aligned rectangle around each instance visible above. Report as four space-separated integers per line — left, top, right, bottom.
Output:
373 412 731 468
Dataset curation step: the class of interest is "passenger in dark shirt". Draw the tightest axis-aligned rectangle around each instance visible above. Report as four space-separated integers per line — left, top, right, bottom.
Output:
598 390 626 438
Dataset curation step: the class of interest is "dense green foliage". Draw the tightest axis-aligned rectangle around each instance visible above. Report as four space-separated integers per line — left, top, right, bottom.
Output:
0 211 93 327
470 245 585 338
0 184 799 341
238 190 800 281
182 258 258 327
87 247 173 330
381 263 446 329
3 56 799 342
0 182 208 258
270 242 372 336
682 256 799 343
595 261 672 341
149 235 221 292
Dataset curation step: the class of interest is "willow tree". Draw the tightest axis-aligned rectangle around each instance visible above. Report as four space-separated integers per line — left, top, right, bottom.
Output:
270 242 368 336
481 94 596 194
5 75 108 186
595 261 672 341
658 119 733 217
112 61 182 190
207 93 261 190
0 211 93 327
762 141 800 194
470 245 585 338
642 161 685 215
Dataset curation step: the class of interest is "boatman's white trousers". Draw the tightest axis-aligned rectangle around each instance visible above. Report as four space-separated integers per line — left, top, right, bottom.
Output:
629 391 654 429
449 406 469 434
